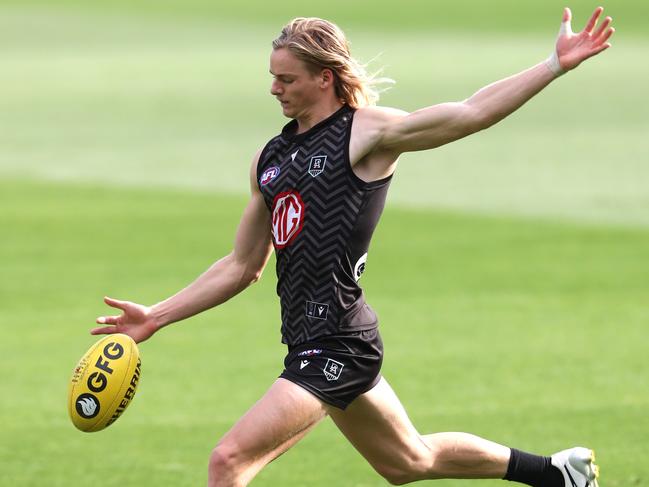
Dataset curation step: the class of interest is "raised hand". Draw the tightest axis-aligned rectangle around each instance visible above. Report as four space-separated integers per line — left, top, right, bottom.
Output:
554 7 614 72
91 296 159 343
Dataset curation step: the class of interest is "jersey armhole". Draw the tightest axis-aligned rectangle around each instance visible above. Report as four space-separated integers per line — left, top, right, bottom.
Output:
255 138 277 192
344 109 393 191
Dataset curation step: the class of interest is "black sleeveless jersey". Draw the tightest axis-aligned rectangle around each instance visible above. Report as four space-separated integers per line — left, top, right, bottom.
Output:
257 105 392 346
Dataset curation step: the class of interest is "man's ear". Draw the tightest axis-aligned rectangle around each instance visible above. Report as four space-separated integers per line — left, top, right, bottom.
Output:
320 68 334 89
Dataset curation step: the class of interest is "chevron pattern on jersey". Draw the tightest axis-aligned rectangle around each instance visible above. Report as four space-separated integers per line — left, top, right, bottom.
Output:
257 105 391 345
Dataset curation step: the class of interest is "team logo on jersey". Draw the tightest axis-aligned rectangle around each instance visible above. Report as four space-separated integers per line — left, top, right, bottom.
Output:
308 155 327 177
272 190 305 249
323 359 344 382
353 253 368 281
306 301 329 320
260 166 280 186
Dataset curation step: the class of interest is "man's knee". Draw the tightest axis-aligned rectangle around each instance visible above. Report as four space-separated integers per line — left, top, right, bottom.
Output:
375 466 415 485
373 451 442 485
208 443 243 484
374 461 432 485
381 471 410 486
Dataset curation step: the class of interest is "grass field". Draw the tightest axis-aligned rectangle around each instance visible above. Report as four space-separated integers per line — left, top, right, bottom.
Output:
1 2 648 486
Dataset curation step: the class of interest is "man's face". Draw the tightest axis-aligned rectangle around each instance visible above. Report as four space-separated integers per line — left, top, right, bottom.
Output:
269 48 324 119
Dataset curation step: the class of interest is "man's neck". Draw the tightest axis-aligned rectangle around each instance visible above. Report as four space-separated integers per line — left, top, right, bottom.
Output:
295 100 344 134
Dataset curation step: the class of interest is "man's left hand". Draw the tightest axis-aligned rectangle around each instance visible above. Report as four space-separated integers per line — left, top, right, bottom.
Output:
555 6 615 72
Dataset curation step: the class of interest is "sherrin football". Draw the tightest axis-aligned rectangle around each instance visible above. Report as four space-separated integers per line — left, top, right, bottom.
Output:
68 334 141 432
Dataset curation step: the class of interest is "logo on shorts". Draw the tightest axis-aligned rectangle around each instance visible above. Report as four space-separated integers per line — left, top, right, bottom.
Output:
272 190 305 249
260 166 280 186
308 155 327 177
306 301 328 320
323 359 344 381
297 349 322 357
300 360 310 370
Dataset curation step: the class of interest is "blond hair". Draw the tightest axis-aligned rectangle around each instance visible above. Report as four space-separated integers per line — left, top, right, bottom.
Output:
272 17 390 108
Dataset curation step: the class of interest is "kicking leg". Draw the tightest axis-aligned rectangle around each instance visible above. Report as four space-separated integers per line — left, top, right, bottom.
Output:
327 377 510 485
208 378 327 487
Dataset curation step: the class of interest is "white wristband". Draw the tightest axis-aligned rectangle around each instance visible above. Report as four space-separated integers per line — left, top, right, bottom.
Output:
546 50 566 77
547 18 570 77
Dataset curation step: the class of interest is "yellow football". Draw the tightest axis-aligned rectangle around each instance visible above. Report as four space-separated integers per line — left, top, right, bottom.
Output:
68 334 141 432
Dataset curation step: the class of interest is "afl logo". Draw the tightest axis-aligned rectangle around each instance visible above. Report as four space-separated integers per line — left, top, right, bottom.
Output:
260 166 280 186
272 190 305 249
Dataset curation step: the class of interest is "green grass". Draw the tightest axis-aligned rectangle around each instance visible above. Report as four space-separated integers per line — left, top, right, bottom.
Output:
1 7 647 226
1 2 648 486
1 180 648 486
4 0 649 35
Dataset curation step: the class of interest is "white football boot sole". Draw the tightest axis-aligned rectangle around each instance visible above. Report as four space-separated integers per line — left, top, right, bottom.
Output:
551 447 600 487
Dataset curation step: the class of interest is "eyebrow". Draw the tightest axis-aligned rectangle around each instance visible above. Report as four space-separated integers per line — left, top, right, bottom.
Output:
269 70 297 77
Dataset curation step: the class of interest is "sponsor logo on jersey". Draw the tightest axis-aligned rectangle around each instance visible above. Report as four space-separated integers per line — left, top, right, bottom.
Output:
323 359 344 381
353 253 368 281
260 166 280 186
305 301 329 320
272 190 305 249
308 155 327 177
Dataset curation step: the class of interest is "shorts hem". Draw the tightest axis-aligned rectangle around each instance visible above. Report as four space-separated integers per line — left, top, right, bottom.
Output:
359 371 382 396
279 371 351 410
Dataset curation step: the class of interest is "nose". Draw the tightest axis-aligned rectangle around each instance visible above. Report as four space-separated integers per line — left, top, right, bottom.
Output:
270 79 283 96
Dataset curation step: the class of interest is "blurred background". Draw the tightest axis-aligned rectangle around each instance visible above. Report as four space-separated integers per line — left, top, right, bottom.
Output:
1 1 647 486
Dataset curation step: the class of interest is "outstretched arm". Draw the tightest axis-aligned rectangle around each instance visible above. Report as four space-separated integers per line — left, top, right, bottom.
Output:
91 152 273 343
369 7 614 156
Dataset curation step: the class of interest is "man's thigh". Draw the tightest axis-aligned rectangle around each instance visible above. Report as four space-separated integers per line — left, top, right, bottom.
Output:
214 378 328 475
325 377 431 480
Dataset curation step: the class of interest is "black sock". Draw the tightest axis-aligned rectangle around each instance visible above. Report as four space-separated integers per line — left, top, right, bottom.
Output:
503 448 564 487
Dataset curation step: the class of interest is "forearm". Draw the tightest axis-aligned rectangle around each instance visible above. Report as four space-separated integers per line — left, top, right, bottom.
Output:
149 181 273 331
92 155 274 343
150 253 257 329
465 60 557 131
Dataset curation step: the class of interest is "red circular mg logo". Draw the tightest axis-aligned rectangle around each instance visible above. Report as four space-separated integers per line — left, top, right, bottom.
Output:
272 190 305 249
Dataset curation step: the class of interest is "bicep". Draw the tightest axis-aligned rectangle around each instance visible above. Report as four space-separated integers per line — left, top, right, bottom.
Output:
232 192 273 270
231 151 273 273
379 101 483 154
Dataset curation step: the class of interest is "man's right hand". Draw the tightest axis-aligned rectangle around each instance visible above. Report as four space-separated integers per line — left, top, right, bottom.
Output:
91 296 159 343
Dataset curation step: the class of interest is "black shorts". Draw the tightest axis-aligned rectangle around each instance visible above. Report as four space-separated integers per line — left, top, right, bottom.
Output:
279 328 383 409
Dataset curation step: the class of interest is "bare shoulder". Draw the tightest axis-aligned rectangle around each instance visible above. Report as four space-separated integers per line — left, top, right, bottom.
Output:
351 106 409 164
251 147 263 166
354 105 409 129
248 148 264 193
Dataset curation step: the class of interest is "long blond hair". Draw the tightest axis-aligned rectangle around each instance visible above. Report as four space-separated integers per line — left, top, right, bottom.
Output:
272 17 390 108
